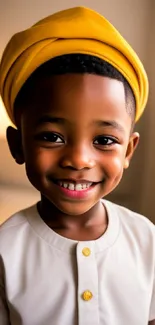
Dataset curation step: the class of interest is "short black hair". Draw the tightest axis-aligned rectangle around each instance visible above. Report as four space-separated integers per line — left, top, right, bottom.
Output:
14 54 136 122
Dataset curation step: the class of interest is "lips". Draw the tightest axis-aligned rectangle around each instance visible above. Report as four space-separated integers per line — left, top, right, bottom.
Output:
52 178 101 199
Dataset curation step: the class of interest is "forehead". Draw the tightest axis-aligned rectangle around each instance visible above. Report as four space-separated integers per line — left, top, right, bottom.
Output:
20 73 131 130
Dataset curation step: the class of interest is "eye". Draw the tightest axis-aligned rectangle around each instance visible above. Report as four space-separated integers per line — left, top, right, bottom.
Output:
35 132 64 143
93 136 117 147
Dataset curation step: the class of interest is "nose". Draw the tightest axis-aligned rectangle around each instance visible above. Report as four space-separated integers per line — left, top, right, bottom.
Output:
59 143 96 170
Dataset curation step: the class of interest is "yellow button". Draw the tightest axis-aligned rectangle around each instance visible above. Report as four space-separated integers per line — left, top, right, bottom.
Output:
82 290 93 301
82 247 91 257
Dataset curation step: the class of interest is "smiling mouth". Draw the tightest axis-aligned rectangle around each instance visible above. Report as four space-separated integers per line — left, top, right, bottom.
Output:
53 180 98 191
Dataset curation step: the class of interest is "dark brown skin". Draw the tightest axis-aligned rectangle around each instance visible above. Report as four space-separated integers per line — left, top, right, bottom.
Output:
7 74 155 323
7 74 139 241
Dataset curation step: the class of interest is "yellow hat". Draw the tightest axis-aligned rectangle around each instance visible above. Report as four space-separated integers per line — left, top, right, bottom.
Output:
0 6 148 124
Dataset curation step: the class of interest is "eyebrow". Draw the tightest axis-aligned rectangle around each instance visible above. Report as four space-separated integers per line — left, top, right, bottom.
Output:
36 116 66 126
94 120 125 133
36 115 125 133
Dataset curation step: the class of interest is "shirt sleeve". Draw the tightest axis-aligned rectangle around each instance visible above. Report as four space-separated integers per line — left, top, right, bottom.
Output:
0 257 11 325
149 274 155 321
149 232 155 322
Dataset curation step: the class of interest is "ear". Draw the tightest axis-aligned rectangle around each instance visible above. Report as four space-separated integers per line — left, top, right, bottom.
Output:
6 126 25 165
124 132 140 169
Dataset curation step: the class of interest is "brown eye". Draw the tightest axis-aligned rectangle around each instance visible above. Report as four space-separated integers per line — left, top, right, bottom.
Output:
35 132 64 143
94 136 116 146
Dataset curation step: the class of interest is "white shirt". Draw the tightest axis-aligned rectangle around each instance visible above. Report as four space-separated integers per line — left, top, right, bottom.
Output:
0 200 155 325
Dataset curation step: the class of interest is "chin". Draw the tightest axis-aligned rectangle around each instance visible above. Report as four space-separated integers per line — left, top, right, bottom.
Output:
52 200 97 216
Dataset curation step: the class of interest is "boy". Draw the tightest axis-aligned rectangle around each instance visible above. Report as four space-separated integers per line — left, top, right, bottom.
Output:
0 6 154 325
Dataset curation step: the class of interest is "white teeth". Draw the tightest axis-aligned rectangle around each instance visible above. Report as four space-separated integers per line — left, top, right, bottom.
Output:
75 184 82 191
68 183 75 190
58 181 92 191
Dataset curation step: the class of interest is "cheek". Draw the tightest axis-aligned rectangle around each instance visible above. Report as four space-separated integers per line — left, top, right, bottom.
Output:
102 153 125 178
24 149 57 177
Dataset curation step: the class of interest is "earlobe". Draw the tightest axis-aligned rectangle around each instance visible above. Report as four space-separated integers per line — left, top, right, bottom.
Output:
124 132 140 169
124 160 129 169
6 126 25 165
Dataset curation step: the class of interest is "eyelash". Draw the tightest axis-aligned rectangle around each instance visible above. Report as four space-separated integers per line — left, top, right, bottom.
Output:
34 132 118 148
93 136 117 147
35 132 64 144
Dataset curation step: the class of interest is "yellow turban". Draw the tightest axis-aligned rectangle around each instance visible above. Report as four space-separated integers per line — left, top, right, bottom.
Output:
0 6 148 124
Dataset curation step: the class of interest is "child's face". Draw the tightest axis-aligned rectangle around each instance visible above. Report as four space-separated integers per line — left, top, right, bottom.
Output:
8 74 139 215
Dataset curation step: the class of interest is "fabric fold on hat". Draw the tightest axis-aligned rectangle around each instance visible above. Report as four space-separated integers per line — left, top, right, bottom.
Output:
0 6 149 124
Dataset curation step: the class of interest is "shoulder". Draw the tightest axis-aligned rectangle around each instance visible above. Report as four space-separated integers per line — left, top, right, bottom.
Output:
104 199 155 229
0 204 37 230
104 200 155 247
0 204 37 250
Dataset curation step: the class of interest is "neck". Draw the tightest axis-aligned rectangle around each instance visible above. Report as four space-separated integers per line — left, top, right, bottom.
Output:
38 195 107 232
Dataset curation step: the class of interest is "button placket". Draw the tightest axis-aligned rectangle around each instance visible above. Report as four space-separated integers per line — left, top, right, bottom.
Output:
76 242 99 325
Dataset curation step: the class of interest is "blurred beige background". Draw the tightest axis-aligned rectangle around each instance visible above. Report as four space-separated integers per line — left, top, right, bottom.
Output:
0 0 155 224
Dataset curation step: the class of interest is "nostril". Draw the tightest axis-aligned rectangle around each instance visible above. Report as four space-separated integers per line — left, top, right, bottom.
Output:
59 156 95 170
60 164 93 171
